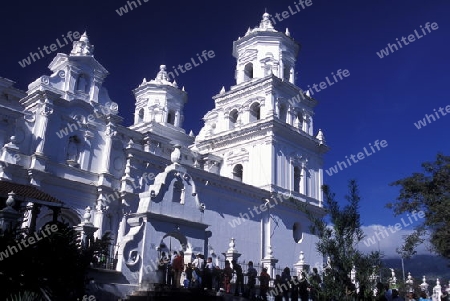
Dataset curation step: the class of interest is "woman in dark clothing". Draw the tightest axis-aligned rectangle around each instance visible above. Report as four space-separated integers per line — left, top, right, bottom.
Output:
291 276 299 301
274 274 283 301
299 272 310 301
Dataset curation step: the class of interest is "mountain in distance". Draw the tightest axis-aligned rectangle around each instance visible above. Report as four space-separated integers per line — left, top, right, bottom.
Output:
382 255 450 285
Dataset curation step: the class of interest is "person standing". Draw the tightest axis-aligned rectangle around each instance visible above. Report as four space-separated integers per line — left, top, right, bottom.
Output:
223 260 233 293
274 275 284 301
172 251 184 288
232 259 244 296
281 267 292 301
291 275 300 301
184 263 193 288
158 251 168 285
204 257 215 290
259 267 270 301
299 272 310 301
246 261 258 300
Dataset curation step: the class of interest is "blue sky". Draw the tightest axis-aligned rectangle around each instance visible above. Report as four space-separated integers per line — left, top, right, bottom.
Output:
1 0 449 257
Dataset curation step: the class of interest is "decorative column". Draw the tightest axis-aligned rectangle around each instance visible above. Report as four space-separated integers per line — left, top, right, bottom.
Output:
432 279 442 301
22 202 41 234
289 67 295 84
294 251 310 277
93 192 106 239
389 268 398 289
420 276 429 297
300 160 308 196
100 124 116 173
30 101 53 172
79 130 94 170
0 192 22 234
302 113 310 135
34 101 53 155
405 272 414 293
74 206 98 249
223 238 241 264
260 245 278 280
287 106 295 126
278 53 283 79
236 66 245 84
115 210 128 271
266 93 276 118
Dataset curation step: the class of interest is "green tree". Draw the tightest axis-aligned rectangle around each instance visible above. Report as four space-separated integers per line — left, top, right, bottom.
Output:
298 180 382 300
387 153 450 259
0 222 95 301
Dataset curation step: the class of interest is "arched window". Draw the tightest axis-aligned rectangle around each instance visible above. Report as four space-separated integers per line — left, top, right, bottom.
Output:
294 166 301 193
66 135 80 162
229 109 239 129
232 164 243 182
244 63 253 81
295 112 303 129
293 222 303 243
167 110 175 125
278 104 287 123
249 102 261 122
283 65 290 81
138 108 144 122
172 179 184 203
76 74 89 93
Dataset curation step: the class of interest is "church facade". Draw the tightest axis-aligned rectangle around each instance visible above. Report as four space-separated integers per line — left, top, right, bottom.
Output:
0 13 328 297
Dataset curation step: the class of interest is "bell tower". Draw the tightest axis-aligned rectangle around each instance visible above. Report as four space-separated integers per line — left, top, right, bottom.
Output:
194 12 328 205
233 12 299 85
132 65 187 129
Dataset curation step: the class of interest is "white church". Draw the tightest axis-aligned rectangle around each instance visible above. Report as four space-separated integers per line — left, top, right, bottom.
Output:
0 12 328 298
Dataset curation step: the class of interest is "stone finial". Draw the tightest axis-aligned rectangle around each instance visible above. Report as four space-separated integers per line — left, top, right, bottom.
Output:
285 28 291 36
227 237 236 253
6 191 15 207
260 12 274 30
265 245 274 259
70 32 94 56
316 129 326 144
156 65 169 82
83 206 92 223
170 144 182 163
220 86 225 94
298 251 305 264
420 275 429 294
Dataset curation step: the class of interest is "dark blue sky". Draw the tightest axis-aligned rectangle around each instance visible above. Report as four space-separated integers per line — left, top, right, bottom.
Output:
1 0 449 244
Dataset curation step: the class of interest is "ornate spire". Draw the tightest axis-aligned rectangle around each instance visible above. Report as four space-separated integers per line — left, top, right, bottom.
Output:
316 129 326 145
285 28 291 36
259 12 274 30
70 31 94 56
156 65 170 82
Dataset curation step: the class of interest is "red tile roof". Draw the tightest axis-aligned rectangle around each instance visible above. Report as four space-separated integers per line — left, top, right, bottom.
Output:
0 181 63 204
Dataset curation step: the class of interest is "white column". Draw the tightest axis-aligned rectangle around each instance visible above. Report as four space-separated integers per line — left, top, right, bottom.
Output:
100 125 116 173
279 54 284 79
303 114 310 135
289 67 295 84
301 162 308 196
34 103 53 154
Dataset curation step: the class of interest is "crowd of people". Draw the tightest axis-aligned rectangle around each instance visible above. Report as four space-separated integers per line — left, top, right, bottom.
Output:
155 252 449 301
156 250 325 300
